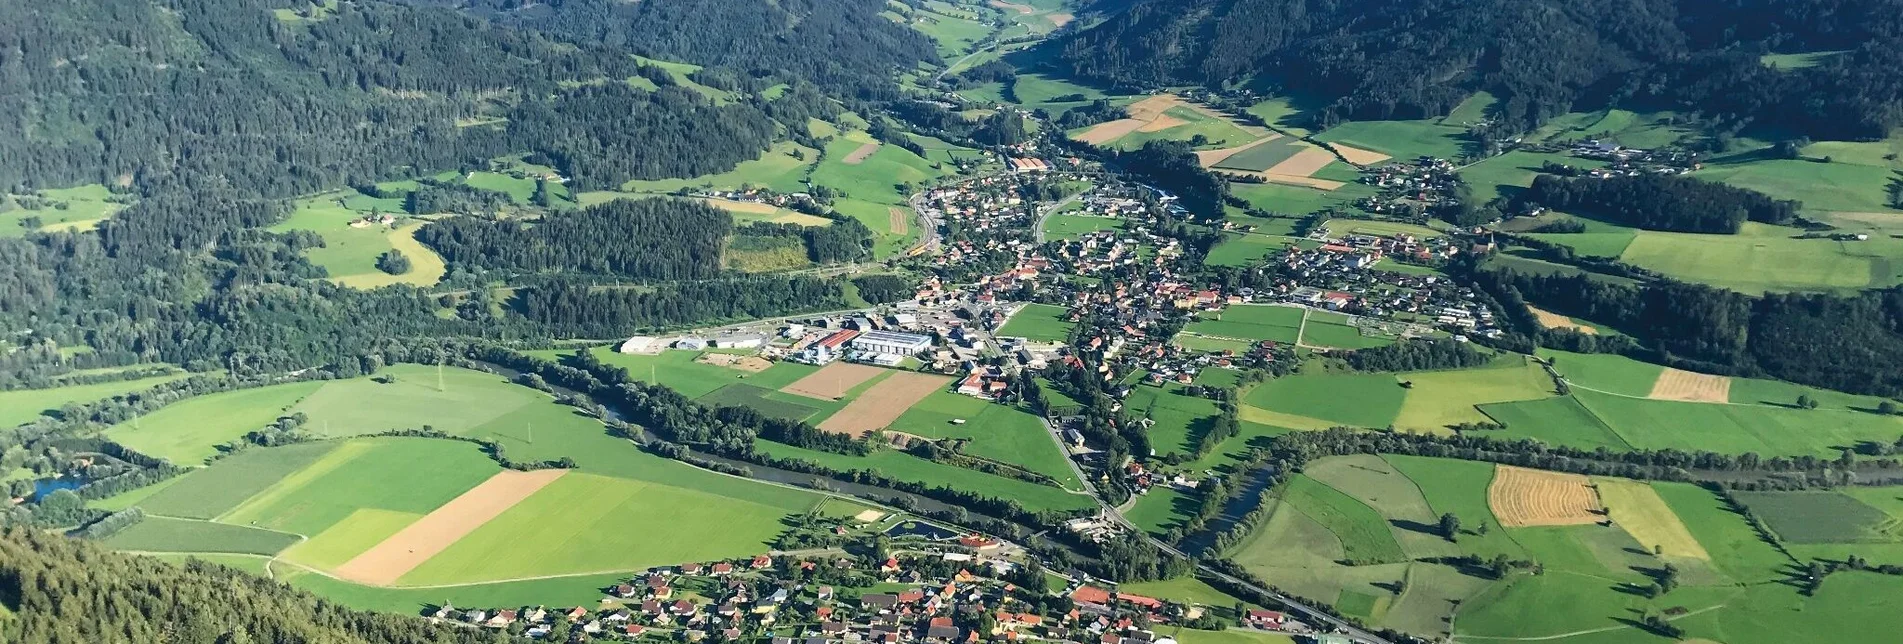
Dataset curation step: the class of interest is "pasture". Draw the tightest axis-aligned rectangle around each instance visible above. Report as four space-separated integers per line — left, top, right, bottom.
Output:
2 184 127 236
1299 319 1393 350
701 383 821 421
268 195 447 288
1391 361 1555 432
105 516 301 556
1127 384 1226 458
1733 491 1893 544
617 141 817 195
998 303 1076 341
1 369 192 429
1244 373 1406 429
1618 223 1903 293
1314 120 1467 161
1184 305 1305 344
1163 629 1293 644
1539 349 1662 396
1596 478 1710 560
1211 138 1310 172
105 380 325 464
1230 181 1370 217
887 390 1081 488
1574 388 1903 458
135 442 339 519
1695 157 1899 214
1479 395 1632 451
1125 486 1195 537
1456 150 1607 203
1280 476 1407 564
1304 455 1457 558
577 347 819 398
1203 233 1297 267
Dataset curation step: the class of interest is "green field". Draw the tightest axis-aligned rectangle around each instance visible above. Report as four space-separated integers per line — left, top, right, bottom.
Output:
699 383 822 421
1734 491 1894 544
1457 151 1608 203
1244 95 1321 136
1619 222 1903 293
1441 91 1496 126
1204 233 1298 267
1245 373 1406 428
1538 349 1662 396
106 381 325 464
998 303 1076 342
0 370 192 428
1576 388 1903 458
615 141 817 195
547 347 818 399
1213 138 1311 172
268 195 445 287
1164 629 1293 644
1479 395 1632 450
1111 106 1262 151
1279 476 1407 564
1230 181 1370 217
136 442 339 519
888 390 1081 488
1185 305 1305 344
1695 157 1901 214
283 568 635 615
2 184 128 236
104 516 302 556
1300 320 1393 350
1303 455 1457 559
1525 109 1691 148
755 441 1094 513
1392 361 1555 433
1041 213 1125 240
1314 120 1470 161
1125 486 1196 537
1127 384 1226 457
1518 212 1642 258
1117 576 1251 607
399 471 811 584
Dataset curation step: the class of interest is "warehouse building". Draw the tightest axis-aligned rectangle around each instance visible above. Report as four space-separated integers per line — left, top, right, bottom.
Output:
852 330 933 356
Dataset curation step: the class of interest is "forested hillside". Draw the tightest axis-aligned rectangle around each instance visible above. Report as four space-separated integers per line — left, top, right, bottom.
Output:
0 527 508 643
1044 0 1903 137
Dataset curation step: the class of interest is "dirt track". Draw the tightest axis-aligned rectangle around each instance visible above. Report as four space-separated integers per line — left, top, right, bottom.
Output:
332 469 566 586
817 372 950 437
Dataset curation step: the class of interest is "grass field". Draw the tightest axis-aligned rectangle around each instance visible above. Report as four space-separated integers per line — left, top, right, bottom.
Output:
106 381 325 464
1457 151 1608 203
1519 213 1642 259
1576 388 1903 458
1695 157 1900 215
136 442 339 519
1391 361 1555 432
1734 491 1893 544
1213 138 1311 172
1162 629 1293 644
998 303 1075 342
1619 222 1903 293
1116 577 1252 607
284 568 635 615
1304 455 1457 559
558 347 819 399
1 184 128 237
1539 349 1662 396
888 390 1082 487
1041 214 1124 240
616 141 817 195
1185 305 1305 344
755 441 1093 513
1127 384 1226 457
1230 181 1370 217
1385 456 1527 559
699 383 822 421
1314 120 1470 161
1125 486 1196 537
398 471 811 584
1112 106 1261 151
105 516 302 556
1204 233 1298 267
1480 395 1633 451
1299 320 1393 350
0 370 192 428
1594 478 1709 560
1280 476 1408 564
1244 373 1406 428
268 195 447 287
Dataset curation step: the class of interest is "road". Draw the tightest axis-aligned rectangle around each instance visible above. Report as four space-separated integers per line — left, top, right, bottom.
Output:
1032 191 1085 243
906 190 943 256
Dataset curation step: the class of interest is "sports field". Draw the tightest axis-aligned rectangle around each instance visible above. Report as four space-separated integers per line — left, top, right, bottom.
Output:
998 303 1076 342
1041 213 1124 240
1244 373 1406 428
0 369 193 428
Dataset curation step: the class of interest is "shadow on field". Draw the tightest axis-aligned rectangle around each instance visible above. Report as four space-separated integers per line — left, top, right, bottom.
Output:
1389 518 1442 537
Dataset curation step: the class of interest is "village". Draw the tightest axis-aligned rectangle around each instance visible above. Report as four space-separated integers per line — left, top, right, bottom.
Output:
428 514 1350 644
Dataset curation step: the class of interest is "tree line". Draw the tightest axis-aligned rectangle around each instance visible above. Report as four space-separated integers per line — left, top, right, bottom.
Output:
1517 173 1799 233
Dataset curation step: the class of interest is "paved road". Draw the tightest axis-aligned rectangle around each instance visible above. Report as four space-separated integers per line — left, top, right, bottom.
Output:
1032 192 1084 243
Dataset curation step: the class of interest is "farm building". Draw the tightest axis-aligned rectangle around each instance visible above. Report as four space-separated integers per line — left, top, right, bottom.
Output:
712 334 767 349
618 335 661 354
852 330 933 356
794 329 860 365
676 337 708 350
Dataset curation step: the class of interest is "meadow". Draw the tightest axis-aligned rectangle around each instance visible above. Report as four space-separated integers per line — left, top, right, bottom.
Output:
997 303 1076 342
1479 395 1632 451
2 184 127 237
0 369 192 428
1575 388 1903 458
268 195 446 288
1243 373 1406 429
1111 106 1261 151
1694 157 1899 214
1212 138 1310 172
1313 120 1470 161
105 381 326 464
1390 360 1555 433
1184 305 1304 344
615 140 818 195
1456 150 1607 203
1618 222 1903 293
1126 384 1225 457
1278 475 1407 564
1299 319 1393 350
1125 486 1196 538
1203 233 1297 268
887 390 1081 488
1230 181 1371 217
135 442 340 519
1525 109 1691 148
105 517 301 556
1538 349 1663 396
1733 491 1894 544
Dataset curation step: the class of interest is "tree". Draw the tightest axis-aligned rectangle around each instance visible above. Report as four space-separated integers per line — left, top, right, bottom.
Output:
1797 394 1819 409
1439 512 1461 542
1880 400 1899 415
375 250 412 275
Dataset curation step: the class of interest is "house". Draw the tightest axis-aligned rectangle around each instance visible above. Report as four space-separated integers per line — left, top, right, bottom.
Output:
1115 593 1162 610
616 583 639 598
752 554 773 569
817 586 835 602
1245 610 1286 628
712 562 735 576
862 593 900 611
681 563 704 575
625 625 648 638
1072 586 1112 606
486 609 517 629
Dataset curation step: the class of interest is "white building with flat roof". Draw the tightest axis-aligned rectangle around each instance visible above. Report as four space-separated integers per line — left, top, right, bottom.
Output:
618 335 660 354
852 330 933 356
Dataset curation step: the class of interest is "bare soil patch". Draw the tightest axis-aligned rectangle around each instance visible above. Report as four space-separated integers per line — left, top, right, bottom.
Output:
987 0 1033 14
698 353 773 373
1649 368 1730 403
1197 134 1284 167
1137 114 1188 133
1332 144 1391 165
781 362 886 400
1047 12 1073 27
703 198 778 215
1265 147 1338 177
853 509 888 522
1488 465 1603 527
889 207 909 235
817 372 951 437
333 469 566 586
1073 119 1145 145
841 141 881 165
1529 306 1597 334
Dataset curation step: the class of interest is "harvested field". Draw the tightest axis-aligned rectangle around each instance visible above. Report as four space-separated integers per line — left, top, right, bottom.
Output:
841 141 881 165
1047 12 1072 27
1138 114 1187 132
702 198 777 215
889 207 909 235
780 362 886 400
332 468 566 586
1073 118 1145 145
1596 478 1710 559
1529 306 1597 334
696 353 773 373
1649 368 1730 403
1265 147 1339 177
817 372 950 437
1488 465 1602 527
1333 144 1391 165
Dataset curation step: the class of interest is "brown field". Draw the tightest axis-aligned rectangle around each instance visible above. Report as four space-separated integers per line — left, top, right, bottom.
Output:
703 198 778 215
1529 306 1597 334
332 469 566 586
816 372 951 437
1333 144 1392 165
1073 119 1145 144
1265 147 1338 177
889 207 909 235
1218 170 1346 190
1196 134 1284 167
781 362 887 400
1649 368 1730 403
988 0 1032 14
697 353 774 373
841 141 881 165
1137 114 1187 132
1047 12 1073 27
1488 465 1603 527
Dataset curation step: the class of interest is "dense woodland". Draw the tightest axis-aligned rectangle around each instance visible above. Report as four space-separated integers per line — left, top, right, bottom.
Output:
418 199 733 280
1042 0 1903 138
0 527 511 643
1517 174 1800 233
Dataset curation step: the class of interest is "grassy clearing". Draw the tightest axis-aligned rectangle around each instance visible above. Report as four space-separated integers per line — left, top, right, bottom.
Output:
1441 91 1496 126
998 303 1075 341
105 381 324 464
617 141 817 194
1244 96 1320 136
104 516 301 556
1314 120 1470 160
137 442 339 519
1245 373 1406 428
1539 349 1662 396
1042 213 1124 240
1392 361 1556 433
1231 181 1370 217
2 184 128 237
1576 388 1903 458
399 471 811 585
1761 50 1849 69
0 370 193 428
1185 305 1304 344
1734 491 1893 544
1281 476 1408 564
1480 395 1632 451
889 391 1082 488
1112 107 1261 151
1619 223 1903 293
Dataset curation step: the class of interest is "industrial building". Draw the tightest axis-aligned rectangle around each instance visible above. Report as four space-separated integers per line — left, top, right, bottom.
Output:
851 330 933 356
617 335 660 354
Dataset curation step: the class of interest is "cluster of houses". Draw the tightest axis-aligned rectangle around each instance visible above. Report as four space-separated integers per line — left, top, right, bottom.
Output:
1354 157 1464 217
1267 243 1496 338
1564 140 1700 172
